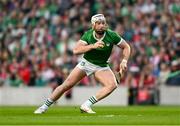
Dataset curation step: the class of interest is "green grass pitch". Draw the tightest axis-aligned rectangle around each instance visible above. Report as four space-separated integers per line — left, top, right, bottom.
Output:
0 106 179 125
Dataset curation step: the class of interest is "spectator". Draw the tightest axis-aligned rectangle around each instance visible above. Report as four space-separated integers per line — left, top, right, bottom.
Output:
166 59 180 86
6 73 23 87
157 62 170 85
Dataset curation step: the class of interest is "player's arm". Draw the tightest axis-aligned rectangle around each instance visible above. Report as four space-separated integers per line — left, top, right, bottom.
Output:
117 39 131 73
73 40 104 55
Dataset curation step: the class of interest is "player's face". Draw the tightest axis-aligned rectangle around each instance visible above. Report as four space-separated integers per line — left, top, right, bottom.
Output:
93 21 107 35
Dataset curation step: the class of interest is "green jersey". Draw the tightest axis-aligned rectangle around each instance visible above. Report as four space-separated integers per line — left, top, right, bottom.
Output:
80 29 122 67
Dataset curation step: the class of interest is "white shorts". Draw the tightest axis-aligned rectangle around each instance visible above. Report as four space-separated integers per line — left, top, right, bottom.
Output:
76 58 111 76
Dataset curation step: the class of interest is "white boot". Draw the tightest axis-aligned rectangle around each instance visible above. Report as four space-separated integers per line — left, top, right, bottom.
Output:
34 106 47 114
80 104 96 114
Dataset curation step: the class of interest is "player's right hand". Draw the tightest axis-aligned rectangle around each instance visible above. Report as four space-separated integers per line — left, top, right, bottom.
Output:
93 41 104 49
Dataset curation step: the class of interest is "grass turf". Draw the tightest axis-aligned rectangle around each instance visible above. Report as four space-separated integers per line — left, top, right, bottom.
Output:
0 106 179 125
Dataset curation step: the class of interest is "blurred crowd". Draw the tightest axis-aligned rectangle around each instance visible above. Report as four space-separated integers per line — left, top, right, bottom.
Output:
0 0 179 95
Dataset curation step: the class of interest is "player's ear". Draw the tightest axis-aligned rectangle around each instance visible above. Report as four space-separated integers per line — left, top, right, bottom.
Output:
105 23 108 30
92 24 95 29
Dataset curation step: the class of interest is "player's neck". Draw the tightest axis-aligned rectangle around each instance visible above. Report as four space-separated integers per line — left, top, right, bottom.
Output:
93 30 106 41
95 33 104 39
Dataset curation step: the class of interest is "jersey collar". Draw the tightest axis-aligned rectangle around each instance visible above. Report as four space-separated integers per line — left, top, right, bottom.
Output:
93 30 106 41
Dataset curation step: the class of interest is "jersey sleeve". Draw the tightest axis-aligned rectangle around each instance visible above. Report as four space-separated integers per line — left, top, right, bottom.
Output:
112 32 122 45
80 32 88 44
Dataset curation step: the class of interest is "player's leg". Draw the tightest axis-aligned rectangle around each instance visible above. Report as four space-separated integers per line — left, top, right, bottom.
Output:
94 69 118 100
34 67 86 114
49 68 86 101
80 69 117 113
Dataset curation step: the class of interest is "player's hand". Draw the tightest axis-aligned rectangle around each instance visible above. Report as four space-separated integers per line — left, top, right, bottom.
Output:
119 59 128 75
93 41 104 49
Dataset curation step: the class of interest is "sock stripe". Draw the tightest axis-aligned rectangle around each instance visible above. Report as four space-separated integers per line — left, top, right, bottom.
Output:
89 98 94 104
91 96 97 102
89 96 97 104
47 100 53 104
83 96 98 107
45 99 53 106
45 102 51 106
45 103 50 106
90 97 96 103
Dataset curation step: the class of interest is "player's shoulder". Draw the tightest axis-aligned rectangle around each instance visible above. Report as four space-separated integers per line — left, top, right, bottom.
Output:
106 28 115 33
81 29 93 42
106 29 120 37
84 29 93 35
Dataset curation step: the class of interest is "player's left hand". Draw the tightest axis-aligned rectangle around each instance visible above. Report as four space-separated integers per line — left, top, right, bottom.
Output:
119 59 127 74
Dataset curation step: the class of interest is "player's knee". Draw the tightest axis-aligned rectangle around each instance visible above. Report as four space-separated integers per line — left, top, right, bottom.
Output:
58 83 73 92
62 84 71 91
111 83 117 90
64 78 74 85
107 82 117 92
56 85 67 92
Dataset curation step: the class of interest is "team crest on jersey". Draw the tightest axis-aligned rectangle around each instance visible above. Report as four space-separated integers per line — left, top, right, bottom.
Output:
106 43 110 46
81 61 85 66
